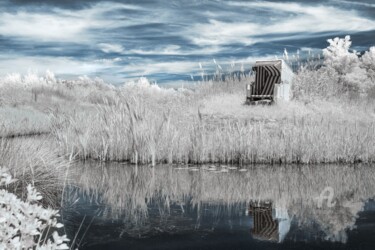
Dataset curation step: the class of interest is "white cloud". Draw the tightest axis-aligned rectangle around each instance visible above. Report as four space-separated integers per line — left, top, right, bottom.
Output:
129 45 182 55
0 56 115 76
331 0 375 8
94 58 123 63
98 43 125 54
1 0 374 83
187 1 375 46
124 61 198 76
122 54 278 78
0 2 140 42
189 20 258 46
128 45 222 56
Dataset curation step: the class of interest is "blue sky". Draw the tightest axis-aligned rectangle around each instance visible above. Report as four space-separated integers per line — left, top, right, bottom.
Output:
0 0 374 84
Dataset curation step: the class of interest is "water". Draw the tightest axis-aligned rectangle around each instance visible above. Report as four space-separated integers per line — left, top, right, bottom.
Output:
61 163 375 249
1 0 375 83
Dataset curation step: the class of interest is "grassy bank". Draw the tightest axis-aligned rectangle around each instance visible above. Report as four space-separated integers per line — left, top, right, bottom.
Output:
51 92 375 164
0 136 70 207
1 36 375 165
2 70 375 165
48 37 375 165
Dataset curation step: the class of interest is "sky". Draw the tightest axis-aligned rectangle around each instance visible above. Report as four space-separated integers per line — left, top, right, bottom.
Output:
0 0 374 84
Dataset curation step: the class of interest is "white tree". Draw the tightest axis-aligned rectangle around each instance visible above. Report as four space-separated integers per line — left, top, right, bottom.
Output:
322 36 375 96
361 47 375 82
323 35 359 75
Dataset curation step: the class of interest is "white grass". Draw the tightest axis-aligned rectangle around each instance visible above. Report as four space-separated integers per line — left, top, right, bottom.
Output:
0 137 70 206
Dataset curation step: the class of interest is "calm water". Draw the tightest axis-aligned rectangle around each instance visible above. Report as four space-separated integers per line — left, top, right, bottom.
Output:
63 163 375 249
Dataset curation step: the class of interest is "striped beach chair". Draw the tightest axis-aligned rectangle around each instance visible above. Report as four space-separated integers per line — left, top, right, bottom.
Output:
248 200 291 243
246 60 294 104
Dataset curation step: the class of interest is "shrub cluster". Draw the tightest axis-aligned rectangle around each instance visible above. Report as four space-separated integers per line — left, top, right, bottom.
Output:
293 36 375 101
0 167 70 249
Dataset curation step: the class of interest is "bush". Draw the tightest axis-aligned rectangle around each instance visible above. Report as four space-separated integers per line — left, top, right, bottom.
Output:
294 36 375 101
0 167 70 249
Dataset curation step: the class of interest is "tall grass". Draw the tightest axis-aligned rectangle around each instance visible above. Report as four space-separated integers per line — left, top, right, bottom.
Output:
51 91 375 165
0 106 51 138
0 136 70 207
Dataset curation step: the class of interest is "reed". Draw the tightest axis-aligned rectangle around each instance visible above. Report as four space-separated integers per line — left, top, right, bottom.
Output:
0 136 70 207
51 90 375 165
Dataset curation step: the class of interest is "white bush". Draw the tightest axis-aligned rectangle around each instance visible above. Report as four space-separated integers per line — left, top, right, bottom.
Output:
294 36 375 99
0 167 69 250
0 71 56 90
361 47 375 85
362 47 375 71
0 73 22 88
323 35 359 75
121 77 177 97
45 70 57 85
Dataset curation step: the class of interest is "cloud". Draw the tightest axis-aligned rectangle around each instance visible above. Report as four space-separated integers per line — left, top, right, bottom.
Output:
0 0 374 83
98 43 125 54
128 45 222 56
187 1 375 46
0 2 140 42
331 0 375 8
0 55 116 77
124 61 198 76
121 54 279 78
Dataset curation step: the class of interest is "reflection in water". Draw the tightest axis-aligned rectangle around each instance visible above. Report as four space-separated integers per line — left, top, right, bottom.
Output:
248 201 290 243
63 163 375 248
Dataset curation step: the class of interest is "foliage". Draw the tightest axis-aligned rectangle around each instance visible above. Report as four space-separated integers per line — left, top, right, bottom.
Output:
323 36 359 75
293 36 375 101
0 167 70 249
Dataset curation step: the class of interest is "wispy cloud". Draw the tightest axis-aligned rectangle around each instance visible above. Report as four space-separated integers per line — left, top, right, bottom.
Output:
0 55 117 77
124 61 198 76
331 0 375 8
188 1 375 46
0 0 374 83
0 2 139 42
98 43 125 54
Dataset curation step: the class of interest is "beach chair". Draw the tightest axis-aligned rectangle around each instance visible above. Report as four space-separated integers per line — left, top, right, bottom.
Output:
246 60 294 104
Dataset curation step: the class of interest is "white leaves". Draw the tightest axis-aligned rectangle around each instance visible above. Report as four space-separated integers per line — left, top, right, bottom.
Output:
362 46 375 71
27 184 43 202
0 170 70 249
0 167 17 186
321 35 375 96
0 70 57 89
323 35 359 75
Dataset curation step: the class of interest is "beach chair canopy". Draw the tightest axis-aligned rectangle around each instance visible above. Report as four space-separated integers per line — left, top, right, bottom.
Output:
251 60 282 97
248 60 294 102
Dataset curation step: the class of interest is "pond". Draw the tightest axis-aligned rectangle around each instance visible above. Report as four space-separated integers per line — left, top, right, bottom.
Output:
62 163 375 249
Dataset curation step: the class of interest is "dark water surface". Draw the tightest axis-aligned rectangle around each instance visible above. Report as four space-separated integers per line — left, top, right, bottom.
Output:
63 164 375 249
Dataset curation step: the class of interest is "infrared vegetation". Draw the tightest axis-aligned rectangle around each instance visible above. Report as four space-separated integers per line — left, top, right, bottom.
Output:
0 36 375 248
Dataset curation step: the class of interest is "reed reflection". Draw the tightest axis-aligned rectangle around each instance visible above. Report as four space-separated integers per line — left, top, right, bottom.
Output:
64 163 375 244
